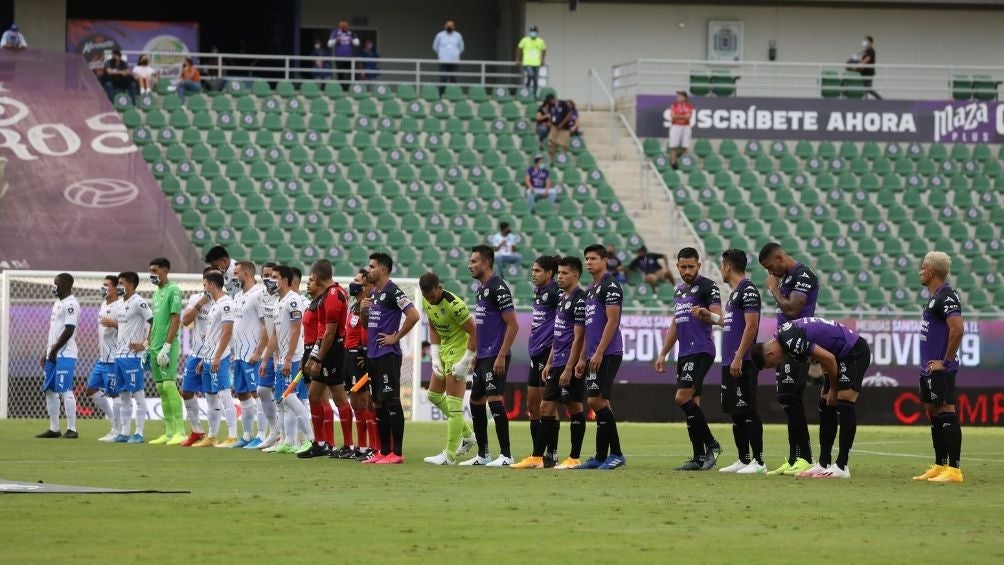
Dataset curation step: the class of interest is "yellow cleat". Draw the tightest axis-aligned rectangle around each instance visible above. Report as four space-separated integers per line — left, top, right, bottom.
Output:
928 467 964 483
215 437 240 448
783 458 813 476
165 434 187 446
554 457 581 469
913 465 946 481
148 434 171 445
511 456 544 469
766 461 793 476
191 436 218 448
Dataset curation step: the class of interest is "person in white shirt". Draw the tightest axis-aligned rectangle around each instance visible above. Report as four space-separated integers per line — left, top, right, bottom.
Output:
132 54 157 95
191 270 236 447
488 221 524 269
178 269 216 446
205 245 240 297
432 19 464 94
225 261 268 448
37 273 80 439
1 24 27 51
113 271 154 443
255 262 281 449
89 275 124 442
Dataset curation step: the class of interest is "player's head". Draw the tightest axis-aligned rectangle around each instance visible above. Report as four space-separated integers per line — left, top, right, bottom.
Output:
101 274 119 299
469 245 494 280
367 253 393 284
676 247 701 285
204 245 231 271
272 265 295 294
920 251 951 286
750 340 784 370
202 269 225 296
118 271 139 295
676 90 687 103
635 245 648 257
310 259 333 283
419 272 445 304
148 257 170 287
720 248 748 284
52 272 73 298
349 268 370 299
532 255 558 287
557 256 582 291
758 242 789 277
234 260 257 289
583 243 608 278
262 261 277 280
291 266 302 290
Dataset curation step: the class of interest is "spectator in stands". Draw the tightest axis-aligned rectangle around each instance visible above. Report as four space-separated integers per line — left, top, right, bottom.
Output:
432 19 464 95
1 23 26 51
309 38 331 80
629 246 676 288
548 97 573 160
524 156 559 212
132 54 157 96
328 21 360 85
534 95 554 147
567 100 581 136
516 25 546 99
606 244 628 283
851 35 882 99
176 58 202 101
668 91 693 169
360 39 380 80
489 222 523 268
102 50 138 103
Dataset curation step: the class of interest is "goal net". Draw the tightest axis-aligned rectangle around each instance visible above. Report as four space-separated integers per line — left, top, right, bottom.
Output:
0 270 423 421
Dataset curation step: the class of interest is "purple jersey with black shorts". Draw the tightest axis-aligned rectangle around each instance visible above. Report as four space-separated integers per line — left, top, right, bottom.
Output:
673 275 721 357
528 281 560 357
722 278 761 365
551 288 586 367
920 283 962 376
585 274 623 358
776 262 819 325
475 274 514 359
776 317 858 361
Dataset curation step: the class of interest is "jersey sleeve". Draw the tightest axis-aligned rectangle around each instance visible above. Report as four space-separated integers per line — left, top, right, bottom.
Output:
64 299 79 327
741 286 762 313
601 280 624 307
449 296 472 325
492 281 514 313
138 297 153 322
702 279 722 307
547 287 562 309
168 286 183 315
777 323 811 360
220 300 236 324
287 297 303 321
572 294 587 326
517 37 527 49
393 285 414 313
791 268 819 296
937 292 962 319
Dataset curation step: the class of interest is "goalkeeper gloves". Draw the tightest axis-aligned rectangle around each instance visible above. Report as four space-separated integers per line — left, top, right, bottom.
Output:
430 344 443 378
453 349 476 378
156 343 172 368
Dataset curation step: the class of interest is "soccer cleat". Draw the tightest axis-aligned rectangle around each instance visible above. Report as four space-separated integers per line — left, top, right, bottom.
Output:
913 465 947 481
98 432 118 443
233 438 252 449
274 443 298 454
706 442 722 464
766 461 792 476
784 458 814 476
148 434 170 445
424 450 457 466
928 467 964 483
243 437 264 449
261 444 282 453
543 456 557 469
113 434 130 443
598 454 626 470
166 434 187 446
719 460 749 473
574 457 605 470
192 436 218 448
297 442 330 459
674 459 704 471
459 455 493 466
456 433 477 457
330 445 355 459
259 434 281 450
351 448 374 461
361 452 387 464
795 463 828 478
486 455 514 467
36 429 61 438
215 437 240 448
62 430 79 439
180 432 206 447
511 456 544 469
294 440 312 455
700 453 720 471
815 465 851 479
736 461 768 475
375 453 404 464
555 457 581 469
126 433 144 444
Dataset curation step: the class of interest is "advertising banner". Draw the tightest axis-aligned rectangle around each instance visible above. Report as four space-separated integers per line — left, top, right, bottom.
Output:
66 19 199 78
636 95 1004 143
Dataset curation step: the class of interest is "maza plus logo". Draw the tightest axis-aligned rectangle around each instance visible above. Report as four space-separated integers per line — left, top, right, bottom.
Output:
932 102 993 143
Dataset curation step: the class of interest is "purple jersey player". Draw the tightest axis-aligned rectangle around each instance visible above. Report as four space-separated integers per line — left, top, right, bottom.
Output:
523 256 560 460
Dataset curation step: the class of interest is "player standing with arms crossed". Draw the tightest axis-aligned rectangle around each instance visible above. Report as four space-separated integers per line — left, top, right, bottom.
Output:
90 275 122 442
147 258 187 446
36 273 80 439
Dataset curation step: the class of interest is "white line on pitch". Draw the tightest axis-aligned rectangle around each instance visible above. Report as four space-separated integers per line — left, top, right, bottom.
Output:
854 449 1004 463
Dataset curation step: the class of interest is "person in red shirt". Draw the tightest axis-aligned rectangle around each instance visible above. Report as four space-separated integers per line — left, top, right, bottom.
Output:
668 91 694 169
338 269 377 460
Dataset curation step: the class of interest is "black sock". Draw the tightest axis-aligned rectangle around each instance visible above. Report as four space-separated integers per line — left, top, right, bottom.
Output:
376 406 392 455
938 412 962 469
731 414 751 464
471 403 489 458
818 398 838 467
745 412 764 464
681 400 708 461
535 417 554 457
596 406 621 456
594 409 610 461
385 398 405 456
529 419 540 452
549 418 560 459
489 400 510 458
781 394 811 464
930 416 947 466
569 412 586 459
835 400 856 469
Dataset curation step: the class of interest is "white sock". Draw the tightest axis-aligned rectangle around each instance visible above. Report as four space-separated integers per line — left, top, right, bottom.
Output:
207 394 221 437
281 402 296 445
119 391 133 435
184 396 203 433
285 396 314 441
111 396 121 435
61 392 77 431
254 397 268 440
45 391 60 432
257 387 279 439
133 390 147 435
219 389 238 439
89 390 111 420
239 398 256 441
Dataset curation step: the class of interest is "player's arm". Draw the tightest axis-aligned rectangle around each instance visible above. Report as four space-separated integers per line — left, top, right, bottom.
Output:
496 310 519 367
590 303 620 372
213 322 233 372
451 304 478 378
930 314 964 373
731 311 761 377
808 345 839 405
770 287 807 319
129 316 153 352
182 295 207 326
428 322 443 377
561 325 585 386
285 320 301 369
655 317 677 373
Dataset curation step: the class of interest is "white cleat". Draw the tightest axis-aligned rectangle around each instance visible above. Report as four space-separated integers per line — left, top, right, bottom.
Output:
485 455 514 467
423 450 457 466
736 461 768 475
815 464 851 479
456 433 476 457
795 463 829 478
459 455 493 466
719 460 748 473
98 432 118 443
259 434 280 450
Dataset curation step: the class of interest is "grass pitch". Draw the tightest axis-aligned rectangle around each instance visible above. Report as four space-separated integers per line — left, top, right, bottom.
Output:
1 420 1002 564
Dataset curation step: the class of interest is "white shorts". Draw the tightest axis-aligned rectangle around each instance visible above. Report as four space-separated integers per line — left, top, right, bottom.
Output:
669 125 692 149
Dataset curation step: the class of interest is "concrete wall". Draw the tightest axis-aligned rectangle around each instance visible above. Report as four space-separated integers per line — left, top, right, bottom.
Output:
527 1 1004 102
15 0 65 52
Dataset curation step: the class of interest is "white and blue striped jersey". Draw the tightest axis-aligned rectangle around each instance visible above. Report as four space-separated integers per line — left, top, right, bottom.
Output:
48 295 80 359
116 293 152 358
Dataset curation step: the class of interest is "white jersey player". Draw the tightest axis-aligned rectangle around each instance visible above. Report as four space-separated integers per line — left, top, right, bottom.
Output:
113 271 153 443
191 270 236 447
227 261 268 447
37 273 80 439
90 275 124 442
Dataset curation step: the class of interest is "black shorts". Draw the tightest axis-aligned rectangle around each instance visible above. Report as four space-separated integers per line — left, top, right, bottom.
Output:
471 354 510 401
586 354 622 399
368 353 401 403
775 357 810 397
822 337 871 394
527 351 551 388
721 360 759 415
314 341 345 387
676 353 714 396
542 365 586 403
301 346 313 384
920 371 957 405
343 347 368 391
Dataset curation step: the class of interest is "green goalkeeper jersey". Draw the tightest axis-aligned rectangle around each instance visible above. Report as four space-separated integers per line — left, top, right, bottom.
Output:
150 282 183 349
422 290 472 356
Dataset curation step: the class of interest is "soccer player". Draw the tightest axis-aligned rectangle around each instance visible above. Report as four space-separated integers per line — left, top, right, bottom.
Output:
514 256 588 469
147 257 187 445
575 244 626 469
179 269 215 446
341 270 379 460
191 270 235 447
90 275 122 442
693 250 766 474
205 245 239 296
252 262 280 449
758 242 818 476
655 247 722 471
461 245 519 467
113 271 153 443
513 256 560 467
270 265 315 454
420 272 478 465
912 251 965 483
360 252 420 464
225 261 268 448
751 316 871 479
37 273 80 439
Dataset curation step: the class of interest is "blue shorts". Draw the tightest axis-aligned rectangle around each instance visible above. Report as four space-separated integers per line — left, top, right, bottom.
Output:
43 357 76 393
114 357 144 393
182 356 203 394
259 357 276 388
275 361 305 402
201 356 232 394
87 361 115 392
232 359 260 394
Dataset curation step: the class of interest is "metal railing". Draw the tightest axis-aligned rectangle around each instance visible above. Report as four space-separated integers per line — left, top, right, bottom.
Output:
611 58 1003 102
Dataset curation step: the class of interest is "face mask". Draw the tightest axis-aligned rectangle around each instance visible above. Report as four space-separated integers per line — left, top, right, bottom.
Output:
446 27 454 33
149 274 160 286
99 286 108 298
50 285 59 297
264 279 279 295
117 286 126 296
348 282 364 296
203 290 212 299
529 31 537 38
862 40 868 47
